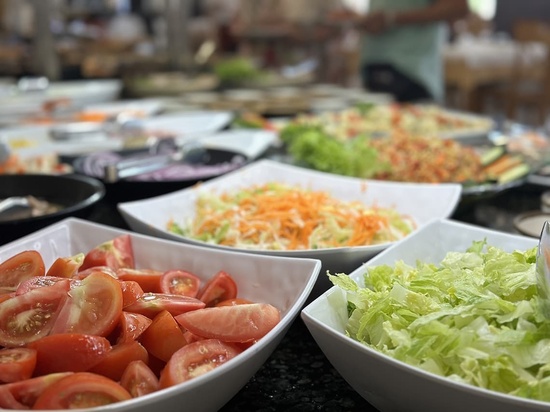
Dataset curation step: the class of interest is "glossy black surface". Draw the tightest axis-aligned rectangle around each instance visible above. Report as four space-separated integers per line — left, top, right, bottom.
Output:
75 182 544 411
0 173 105 244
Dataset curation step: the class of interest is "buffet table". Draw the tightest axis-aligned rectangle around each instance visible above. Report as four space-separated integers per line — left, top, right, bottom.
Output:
81 179 545 411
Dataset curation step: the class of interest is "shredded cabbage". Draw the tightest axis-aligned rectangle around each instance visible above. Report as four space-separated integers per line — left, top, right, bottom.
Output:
328 241 550 402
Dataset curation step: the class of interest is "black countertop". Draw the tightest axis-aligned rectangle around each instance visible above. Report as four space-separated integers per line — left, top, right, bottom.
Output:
75 182 545 411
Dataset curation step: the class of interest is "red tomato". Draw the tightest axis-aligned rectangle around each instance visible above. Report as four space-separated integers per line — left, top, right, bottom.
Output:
0 280 70 347
115 311 152 344
198 271 238 307
75 265 118 280
45 253 84 278
33 372 132 409
120 360 159 398
119 280 145 307
28 333 111 375
160 270 201 298
0 290 14 304
139 310 187 362
0 372 73 409
176 303 281 342
15 275 78 295
89 341 148 381
216 298 254 307
159 339 241 388
0 250 45 288
124 292 205 318
0 348 37 383
80 234 135 271
117 268 163 293
51 271 123 337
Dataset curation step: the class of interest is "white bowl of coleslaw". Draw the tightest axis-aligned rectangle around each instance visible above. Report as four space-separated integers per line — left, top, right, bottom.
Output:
301 219 549 412
118 160 462 297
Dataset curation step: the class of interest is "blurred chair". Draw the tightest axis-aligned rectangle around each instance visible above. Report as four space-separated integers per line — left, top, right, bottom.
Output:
482 20 550 126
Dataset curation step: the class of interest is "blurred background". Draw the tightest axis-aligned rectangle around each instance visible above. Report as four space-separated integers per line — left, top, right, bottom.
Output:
1 0 548 128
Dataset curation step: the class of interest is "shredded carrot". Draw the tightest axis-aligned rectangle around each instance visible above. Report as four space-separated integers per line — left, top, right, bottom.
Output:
169 183 416 251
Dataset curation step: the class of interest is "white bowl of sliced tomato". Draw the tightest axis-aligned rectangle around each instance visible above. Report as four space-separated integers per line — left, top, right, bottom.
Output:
0 217 321 411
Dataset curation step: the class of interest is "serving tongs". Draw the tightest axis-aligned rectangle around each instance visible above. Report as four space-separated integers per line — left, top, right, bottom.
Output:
102 137 207 183
536 221 550 316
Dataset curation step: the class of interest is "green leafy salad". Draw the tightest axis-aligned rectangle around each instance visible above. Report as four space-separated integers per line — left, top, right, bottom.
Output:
329 240 550 402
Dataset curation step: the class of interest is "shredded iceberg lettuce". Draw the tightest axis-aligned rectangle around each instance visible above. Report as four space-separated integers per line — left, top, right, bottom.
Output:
328 240 550 402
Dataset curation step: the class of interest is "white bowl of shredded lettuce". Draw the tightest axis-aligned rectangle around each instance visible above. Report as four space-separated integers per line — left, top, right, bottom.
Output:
301 218 550 412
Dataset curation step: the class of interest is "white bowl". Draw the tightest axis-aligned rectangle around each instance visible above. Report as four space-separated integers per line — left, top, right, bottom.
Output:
81 98 165 118
137 111 233 142
118 159 462 296
46 79 123 107
199 129 277 160
301 219 545 412
1 217 321 412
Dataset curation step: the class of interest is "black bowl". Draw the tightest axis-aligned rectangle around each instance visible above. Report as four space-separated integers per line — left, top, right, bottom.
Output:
68 148 249 202
0 173 105 244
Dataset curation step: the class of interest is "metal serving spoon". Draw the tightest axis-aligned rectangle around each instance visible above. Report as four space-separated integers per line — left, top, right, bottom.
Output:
536 220 550 316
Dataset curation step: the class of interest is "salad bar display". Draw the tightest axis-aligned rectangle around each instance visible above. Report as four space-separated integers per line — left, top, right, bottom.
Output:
2 82 550 412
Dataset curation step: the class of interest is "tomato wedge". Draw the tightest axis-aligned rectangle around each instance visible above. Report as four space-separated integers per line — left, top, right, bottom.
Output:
120 360 159 398
160 270 201 298
159 339 241 388
33 372 132 409
29 333 111 375
75 265 118 280
15 275 79 295
119 280 145 307
176 303 281 342
216 298 254 307
0 348 37 383
117 268 163 293
0 372 73 409
198 271 238 307
80 234 135 271
115 311 152 344
89 341 148 381
0 250 45 288
0 279 70 347
45 253 85 278
139 310 186 362
51 271 123 337
124 292 205 318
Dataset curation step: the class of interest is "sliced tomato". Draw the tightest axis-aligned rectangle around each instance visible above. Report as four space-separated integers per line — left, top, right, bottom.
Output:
175 303 281 343
0 372 73 409
115 311 152 344
216 298 254 307
28 333 111 375
0 250 45 288
139 310 187 362
74 265 118 280
45 253 85 278
124 292 205 318
80 234 135 272
0 290 14 304
160 270 201 298
89 341 148 382
33 372 132 409
15 275 78 295
116 268 163 293
51 271 123 337
0 348 37 383
120 360 159 398
159 339 241 388
0 280 70 347
198 271 238 307
119 280 144 307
